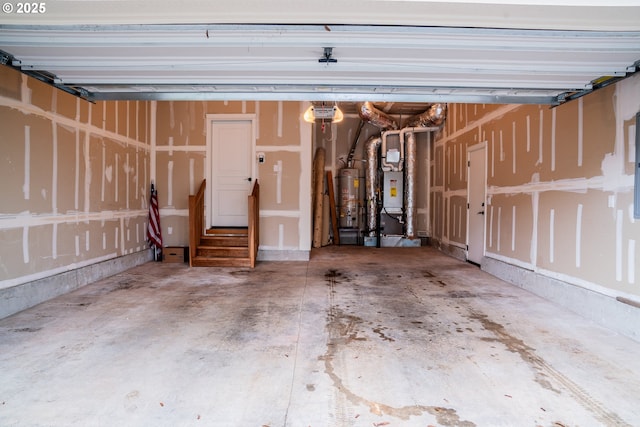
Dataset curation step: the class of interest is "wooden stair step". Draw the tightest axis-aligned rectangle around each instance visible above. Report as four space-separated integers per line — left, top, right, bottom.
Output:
191 256 252 268
206 227 248 236
200 235 248 247
197 245 249 258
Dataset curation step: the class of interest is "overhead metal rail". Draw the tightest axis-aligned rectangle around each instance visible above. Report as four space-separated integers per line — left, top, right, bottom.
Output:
1 24 639 105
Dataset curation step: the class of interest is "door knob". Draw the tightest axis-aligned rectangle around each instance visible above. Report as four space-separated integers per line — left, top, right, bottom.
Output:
246 177 252 182
477 211 485 215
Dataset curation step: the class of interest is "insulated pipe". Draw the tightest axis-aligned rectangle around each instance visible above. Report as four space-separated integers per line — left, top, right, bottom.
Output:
357 102 398 131
364 134 382 236
404 131 418 239
400 126 440 239
402 103 448 128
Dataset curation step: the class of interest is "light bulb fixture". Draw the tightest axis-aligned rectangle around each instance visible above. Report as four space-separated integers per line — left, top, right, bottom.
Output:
303 103 344 123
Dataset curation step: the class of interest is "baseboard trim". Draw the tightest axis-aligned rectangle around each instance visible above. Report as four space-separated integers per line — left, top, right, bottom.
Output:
257 249 310 261
0 250 152 320
481 256 640 342
427 238 467 262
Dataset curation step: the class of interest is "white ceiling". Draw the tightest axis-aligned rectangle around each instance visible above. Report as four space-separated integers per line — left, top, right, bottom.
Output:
1 1 639 105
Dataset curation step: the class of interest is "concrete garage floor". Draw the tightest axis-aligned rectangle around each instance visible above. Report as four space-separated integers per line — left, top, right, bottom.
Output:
1 247 639 427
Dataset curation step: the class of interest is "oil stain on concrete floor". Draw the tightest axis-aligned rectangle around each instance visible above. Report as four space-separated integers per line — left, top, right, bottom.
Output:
1 246 639 426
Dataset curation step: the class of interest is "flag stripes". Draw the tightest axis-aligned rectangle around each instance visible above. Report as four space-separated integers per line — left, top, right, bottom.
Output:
147 185 162 249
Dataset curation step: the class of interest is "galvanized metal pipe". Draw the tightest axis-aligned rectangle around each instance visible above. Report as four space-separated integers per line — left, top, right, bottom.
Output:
400 126 439 239
364 134 382 236
402 103 448 128
404 131 417 239
357 102 398 131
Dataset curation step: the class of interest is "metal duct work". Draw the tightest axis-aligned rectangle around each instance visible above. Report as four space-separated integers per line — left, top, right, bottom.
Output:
359 102 448 244
364 134 382 237
402 103 448 128
404 131 418 239
357 102 399 130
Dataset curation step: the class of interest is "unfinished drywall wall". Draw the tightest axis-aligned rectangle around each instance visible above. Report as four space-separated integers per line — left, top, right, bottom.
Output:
0 65 152 317
154 100 312 258
433 74 640 306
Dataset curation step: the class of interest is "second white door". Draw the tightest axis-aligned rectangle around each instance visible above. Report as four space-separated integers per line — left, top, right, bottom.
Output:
209 118 254 227
467 143 486 264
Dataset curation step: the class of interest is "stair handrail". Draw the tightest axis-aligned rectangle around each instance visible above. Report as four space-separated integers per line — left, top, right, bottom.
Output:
248 180 260 268
189 179 206 267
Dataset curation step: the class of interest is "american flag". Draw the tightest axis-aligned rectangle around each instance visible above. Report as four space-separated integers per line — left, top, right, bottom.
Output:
147 183 162 260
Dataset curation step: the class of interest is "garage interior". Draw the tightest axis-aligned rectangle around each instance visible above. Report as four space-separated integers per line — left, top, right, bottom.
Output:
2 1 640 425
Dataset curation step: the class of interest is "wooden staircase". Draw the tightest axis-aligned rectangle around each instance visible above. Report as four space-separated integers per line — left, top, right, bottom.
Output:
189 179 259 268
192 227 251 267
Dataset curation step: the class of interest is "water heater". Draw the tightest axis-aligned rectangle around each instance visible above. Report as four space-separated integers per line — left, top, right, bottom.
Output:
338 168 362 229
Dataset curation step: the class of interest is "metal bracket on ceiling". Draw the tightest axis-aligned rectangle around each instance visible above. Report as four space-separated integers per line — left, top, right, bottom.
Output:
553 61 640 107
0 49 95 103
318 47 337 64
0 51 10 66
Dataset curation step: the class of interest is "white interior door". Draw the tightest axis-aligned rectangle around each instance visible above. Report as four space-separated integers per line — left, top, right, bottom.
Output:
209 118 254 227
467 143 486 264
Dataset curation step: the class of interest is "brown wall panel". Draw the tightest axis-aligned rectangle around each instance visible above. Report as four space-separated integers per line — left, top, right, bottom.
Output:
138 102 148 144
0 229 26 278
434 145 444 187
1 66 152 288
27 115 54 214
27 76 54 114
448 195 467 245
160 215 189 249
56 92 77 121
0 65 22 100
258 102 302 146
257 151 301 211
104 101 116 134
582 85 617 178
56 124 78 213
91 102 104 130
117 101 128 138
487 193 533 263
260 217 300 248
445 132 474 191
483 106 545 187
430 191 444 240
155 151 205 210
0 108 28 214
435 75 640 298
